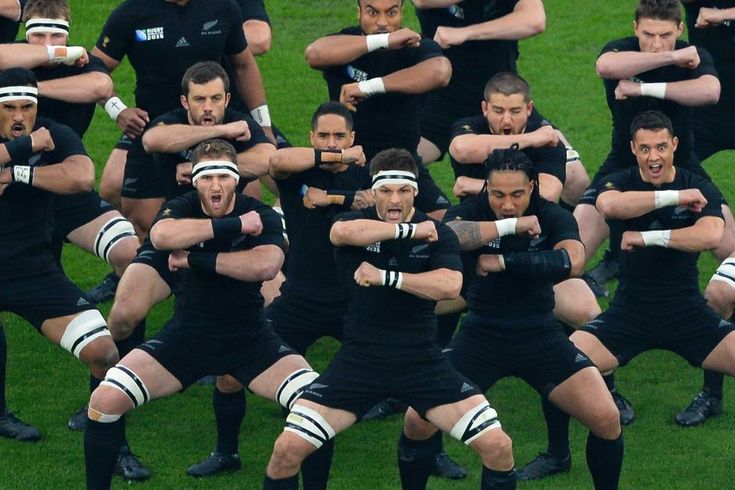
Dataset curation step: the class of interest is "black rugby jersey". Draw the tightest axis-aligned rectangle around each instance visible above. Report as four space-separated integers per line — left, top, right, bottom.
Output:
599 37 718 170
599 166 724 304
444 194 578 319
322 26 443 156
275 165 371 304
95 0 247 119
0 117 87 277
151 191 285 340
333 207 462 359
0 0 23 43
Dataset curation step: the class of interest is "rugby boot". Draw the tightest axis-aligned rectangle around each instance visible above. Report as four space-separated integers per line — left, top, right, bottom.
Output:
0 409 40 442
611 391 635 426
85 272 120 304
187 452 242 477
516 452 571 481
675 389 723 427
68 404 87 431
115 445 151 481
582 272 609 299
433 451 467 480
588 250 620 285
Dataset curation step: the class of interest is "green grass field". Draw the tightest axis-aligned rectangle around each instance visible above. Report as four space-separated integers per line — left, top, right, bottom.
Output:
1 0 734 488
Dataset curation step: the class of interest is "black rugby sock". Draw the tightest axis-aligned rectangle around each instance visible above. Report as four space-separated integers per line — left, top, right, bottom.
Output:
114 319 146 359
586 432 623 490
213 388 245 455
397 432 435 490
263 474 299 489
85 418 124 490
301 438 334 490
90 375 102 393
703 370 724 400
559 198 576 214
603 373 617 393
481 466 517 489
542 397 570 458
436 312 461 348
0 323 6 412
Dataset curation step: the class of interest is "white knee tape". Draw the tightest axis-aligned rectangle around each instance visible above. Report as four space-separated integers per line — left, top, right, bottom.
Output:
87 406 121 423
284 404 336 449
94 216 136 262
59 310 110 358
101 364 150 408
566 147 580 165
276 369 319 409
450 401 501 445
710 258 735 291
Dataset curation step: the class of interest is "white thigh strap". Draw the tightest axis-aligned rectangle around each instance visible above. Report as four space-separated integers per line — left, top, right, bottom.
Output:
59 310 110 358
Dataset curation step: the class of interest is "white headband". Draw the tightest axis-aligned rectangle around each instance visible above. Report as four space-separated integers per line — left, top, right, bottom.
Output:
371 170 418 190
0 86 38 104
191 160 240 184
25 18 70 37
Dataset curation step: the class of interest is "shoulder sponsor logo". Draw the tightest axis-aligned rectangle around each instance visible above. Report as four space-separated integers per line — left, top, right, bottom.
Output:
346 65 368 82
366 241 381 253
175 36 189 48
135 27 164 41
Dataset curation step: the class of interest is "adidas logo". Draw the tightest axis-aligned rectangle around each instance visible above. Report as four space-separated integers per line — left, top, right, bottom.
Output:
278 345 291 353
574 353 588 364
388 257 399 267
460 382 474 393
76 297 89 307
175 36 189 48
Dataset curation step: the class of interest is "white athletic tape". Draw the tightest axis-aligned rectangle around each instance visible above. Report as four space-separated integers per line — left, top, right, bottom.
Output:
366 33 390 52
654 190 679 209
87 406 121 423
101 364 150 408
640 82 667 100
358 77 385 96
495 218 517 238
59 309 110 358
284 404 336 449
449 401 501 445
46 45 85 65
276 369 319 410
104 96 128 121
93 216 136 262
250 104 271 127
710 258 735 290
640 229 671 248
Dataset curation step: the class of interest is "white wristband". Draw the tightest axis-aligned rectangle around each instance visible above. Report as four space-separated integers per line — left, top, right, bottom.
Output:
104 96 128 122
366 33 390 52
12 165 33 185
640 82 667 100
495 218 517 237
380 269 404 289
640 230 671 248
358 77 385 96
250 104 271 127
654 190 679 209
394 223 416 239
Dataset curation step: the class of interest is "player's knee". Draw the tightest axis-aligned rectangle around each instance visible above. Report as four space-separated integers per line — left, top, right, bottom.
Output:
216 374 244 393
707 261 735 318
590 401 622 440
402 408 436 440
89 385 133 421
271 432 315 470
472 428 514 470
97 364 151 413
276 368 319 410
108 296 147 340
62 310 117 372
283 404 335 451
94 216 137 266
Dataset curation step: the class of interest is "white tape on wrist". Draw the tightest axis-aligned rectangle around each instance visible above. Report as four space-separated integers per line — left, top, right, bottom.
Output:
654 190 679 209
12 165 32 185
640 82 667 99
381 269 403 289
640 230 671 248
495 218 517 237
104 96 128 121
358 77 385 96
46 45 85 65
394 223 416 239
250 104 271 127
366 33 390 52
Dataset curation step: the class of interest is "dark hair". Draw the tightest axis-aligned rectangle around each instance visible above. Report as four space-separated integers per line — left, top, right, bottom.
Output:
310 101 354 131
635 0 681 24
483 144 540 199
630 110 674 139
0 68 38 90
483 72 531 102
191 139 237 165
357 0 403 6
181 61 230 97
369 148 418 177
24 0 70 23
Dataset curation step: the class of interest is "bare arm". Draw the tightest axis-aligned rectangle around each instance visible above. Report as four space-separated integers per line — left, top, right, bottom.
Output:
0 0 20 20
142 123 244 153
459 0 545 41
243 19 272 56
411 0 461 7
450 126 557 164
236 142 274 179
622 215 724 253
228 49 267 112
383 56 451 94
656 75 720 106
596 44 702 79
150 217 216 250
597 188 708 220
330 219 400 247
0 44 52 69
305 35 375 69
90 47 121 72
554 239 585 277
38 72 114 104
399 268 462 301
0 154 94 194
269 146 364 179
445 220 502 251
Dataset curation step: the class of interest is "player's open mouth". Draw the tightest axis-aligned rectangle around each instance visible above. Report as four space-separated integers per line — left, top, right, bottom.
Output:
648 163 663 176
10 123 24 137
210 194 222 208
501 128 512 135
387 208 402 220
201 115 215 126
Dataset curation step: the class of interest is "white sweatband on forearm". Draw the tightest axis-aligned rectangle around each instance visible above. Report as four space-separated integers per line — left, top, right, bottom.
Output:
365 33 390 52
250 104 271 127
640 82 667 100
104 96 128 121
495 218 517 237
640 230 671 248
394 223 417 239
654 190 679 209
358 77 385 96
380 269 404 289
46 45 85 65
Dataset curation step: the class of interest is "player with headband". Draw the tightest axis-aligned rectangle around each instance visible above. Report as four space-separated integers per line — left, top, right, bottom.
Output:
262 148 515 490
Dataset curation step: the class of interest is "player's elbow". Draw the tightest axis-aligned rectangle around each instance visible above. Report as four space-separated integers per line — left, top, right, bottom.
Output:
595 197 617 220
431 58 452 88
526 12 546 36
304 43 327 69
595 56 616 79
329 223 350 247
702 79 721 105
148 226 168 251
141 131 163 154
244 22 272 56
701 229 724 251
92 74 114 102
448 137 473 164
70 159 95 193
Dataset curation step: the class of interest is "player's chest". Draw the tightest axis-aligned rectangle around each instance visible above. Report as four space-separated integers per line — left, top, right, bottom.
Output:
362 240 432 272
130 16 231 57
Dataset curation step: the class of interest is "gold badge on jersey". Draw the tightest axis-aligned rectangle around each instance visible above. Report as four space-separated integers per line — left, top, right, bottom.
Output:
102 36 110 48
